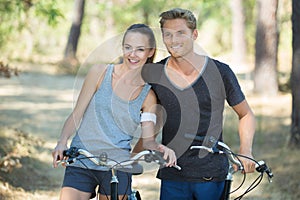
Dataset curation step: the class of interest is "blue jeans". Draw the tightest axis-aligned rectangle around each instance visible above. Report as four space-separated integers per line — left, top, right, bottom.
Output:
160 180 225 200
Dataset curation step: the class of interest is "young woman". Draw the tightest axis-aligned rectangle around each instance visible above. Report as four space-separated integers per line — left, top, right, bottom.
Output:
52 24 177 200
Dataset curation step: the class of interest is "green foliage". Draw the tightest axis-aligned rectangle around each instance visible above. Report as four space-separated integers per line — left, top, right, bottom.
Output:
197 0 231 28
0 0 64 49
0 0 26 46
34 0 65 26
0 0 292 72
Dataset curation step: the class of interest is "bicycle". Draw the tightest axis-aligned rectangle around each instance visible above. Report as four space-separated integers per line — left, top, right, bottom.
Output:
59 147 181 200
186 134 274 200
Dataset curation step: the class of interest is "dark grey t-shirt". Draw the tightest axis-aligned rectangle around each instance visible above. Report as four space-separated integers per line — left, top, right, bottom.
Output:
142 56 245 182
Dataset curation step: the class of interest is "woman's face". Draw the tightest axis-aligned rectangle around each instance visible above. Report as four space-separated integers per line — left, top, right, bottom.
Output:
122 32 154 69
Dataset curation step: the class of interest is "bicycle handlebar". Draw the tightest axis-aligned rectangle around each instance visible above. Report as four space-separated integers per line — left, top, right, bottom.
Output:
190 141 273 182
190 141 242 170
61 147 181 171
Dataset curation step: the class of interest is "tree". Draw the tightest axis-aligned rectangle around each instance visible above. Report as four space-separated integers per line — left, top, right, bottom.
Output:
254 0 279 95
63 0 85 69
230 0 247 65
290 0 300 148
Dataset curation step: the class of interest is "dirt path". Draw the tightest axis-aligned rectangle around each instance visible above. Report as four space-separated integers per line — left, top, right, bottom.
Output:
0 71 77 140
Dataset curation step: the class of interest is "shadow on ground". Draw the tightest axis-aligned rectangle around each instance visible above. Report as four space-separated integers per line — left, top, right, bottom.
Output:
0 127 64 193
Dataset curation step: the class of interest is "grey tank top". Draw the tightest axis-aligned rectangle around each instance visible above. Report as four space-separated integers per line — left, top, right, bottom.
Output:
69 64 151 170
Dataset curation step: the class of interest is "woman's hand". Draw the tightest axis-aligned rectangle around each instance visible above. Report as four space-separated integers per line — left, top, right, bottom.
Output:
52 142 68 168
157 144 177 167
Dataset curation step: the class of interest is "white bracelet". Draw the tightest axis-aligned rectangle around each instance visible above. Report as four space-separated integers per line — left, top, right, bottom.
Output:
140 112 157 125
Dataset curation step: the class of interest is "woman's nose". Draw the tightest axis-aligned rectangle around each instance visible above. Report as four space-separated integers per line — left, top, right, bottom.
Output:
129 50 136 56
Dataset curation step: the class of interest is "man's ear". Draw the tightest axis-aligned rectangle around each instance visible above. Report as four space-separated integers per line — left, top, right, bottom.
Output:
192 29 198 40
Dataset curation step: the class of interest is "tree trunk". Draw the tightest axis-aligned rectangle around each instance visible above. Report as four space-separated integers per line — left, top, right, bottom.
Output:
231 0 247 66
254 0 279 95
290 0 300 148
63 0 85 68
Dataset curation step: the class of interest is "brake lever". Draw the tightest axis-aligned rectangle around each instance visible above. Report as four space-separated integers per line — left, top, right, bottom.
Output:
58 147 79 165
256 160 273 182
146 150 181 170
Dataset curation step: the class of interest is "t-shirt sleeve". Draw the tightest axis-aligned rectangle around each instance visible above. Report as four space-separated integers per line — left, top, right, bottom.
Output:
215 60 245 106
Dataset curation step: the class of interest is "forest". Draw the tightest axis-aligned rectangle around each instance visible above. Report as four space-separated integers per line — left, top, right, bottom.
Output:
0 0 300 199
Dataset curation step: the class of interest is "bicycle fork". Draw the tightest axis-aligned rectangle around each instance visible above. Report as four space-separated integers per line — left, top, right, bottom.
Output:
221 173 233 200
220 165 234 200
110 169 119 200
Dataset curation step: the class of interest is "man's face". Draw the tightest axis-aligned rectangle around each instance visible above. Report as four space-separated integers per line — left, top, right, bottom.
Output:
161 18 197 58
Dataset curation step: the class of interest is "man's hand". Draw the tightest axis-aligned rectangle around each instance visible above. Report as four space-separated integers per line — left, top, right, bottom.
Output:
235 153 256 173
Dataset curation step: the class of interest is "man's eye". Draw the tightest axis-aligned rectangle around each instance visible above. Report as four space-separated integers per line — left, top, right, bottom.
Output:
164 33 171 37
176 31 185 37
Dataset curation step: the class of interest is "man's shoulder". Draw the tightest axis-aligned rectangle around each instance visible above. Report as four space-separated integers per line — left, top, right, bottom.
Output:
156 57 169 65
141 59 166 83
207 57 233 76
141 63 163 83
208 57 229 69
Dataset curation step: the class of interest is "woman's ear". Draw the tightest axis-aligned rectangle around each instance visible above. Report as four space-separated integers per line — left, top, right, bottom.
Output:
148 48 155 58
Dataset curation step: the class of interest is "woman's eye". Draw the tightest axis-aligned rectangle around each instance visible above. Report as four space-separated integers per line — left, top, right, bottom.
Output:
137 48 145 52
124 46 131 50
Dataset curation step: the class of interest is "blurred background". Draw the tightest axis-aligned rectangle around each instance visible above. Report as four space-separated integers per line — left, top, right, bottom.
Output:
0 0 299 199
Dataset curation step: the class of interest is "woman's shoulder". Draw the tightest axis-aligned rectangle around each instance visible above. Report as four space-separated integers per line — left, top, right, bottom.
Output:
85 64 111 90
88 63 110 75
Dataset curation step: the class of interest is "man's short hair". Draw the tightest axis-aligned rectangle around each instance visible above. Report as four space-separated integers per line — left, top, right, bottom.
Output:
159 8 197 30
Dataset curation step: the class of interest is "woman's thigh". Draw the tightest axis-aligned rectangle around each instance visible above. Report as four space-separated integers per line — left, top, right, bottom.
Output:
62 166 100 198
60 187 92 200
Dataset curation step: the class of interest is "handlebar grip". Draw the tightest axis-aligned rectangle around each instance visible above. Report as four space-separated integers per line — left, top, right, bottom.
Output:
256 160 273 181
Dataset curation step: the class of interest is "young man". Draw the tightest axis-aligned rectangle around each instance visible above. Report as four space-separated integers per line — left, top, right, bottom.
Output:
142 8 256 199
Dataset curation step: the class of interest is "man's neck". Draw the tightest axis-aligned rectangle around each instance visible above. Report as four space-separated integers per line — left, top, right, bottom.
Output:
168 53 205 76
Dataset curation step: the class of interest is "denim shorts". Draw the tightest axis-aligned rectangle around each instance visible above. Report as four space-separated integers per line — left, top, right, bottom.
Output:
62 166 132 198
160 179 225 200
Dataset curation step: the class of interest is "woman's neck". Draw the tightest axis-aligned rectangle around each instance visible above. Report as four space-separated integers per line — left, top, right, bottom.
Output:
113 64 144 86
